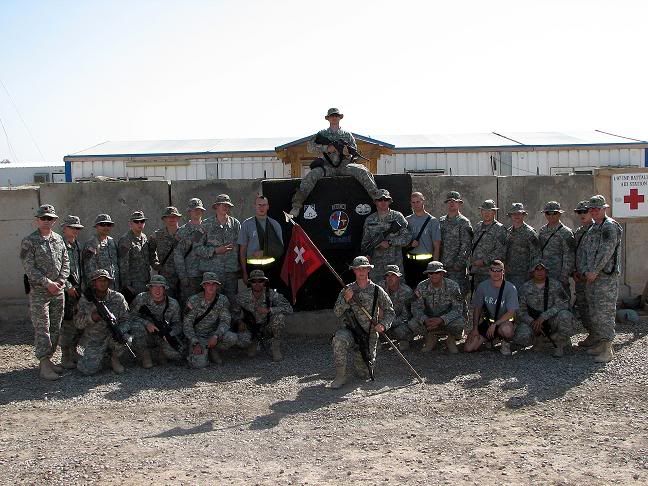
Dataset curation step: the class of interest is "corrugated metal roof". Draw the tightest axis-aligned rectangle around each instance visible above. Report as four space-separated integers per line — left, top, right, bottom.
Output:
0 161 63 168
375 132 520 149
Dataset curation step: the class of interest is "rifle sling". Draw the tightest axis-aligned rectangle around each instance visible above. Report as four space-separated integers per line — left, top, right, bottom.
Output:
484 280 506 322
412 215 432 244
193 295 219 327
472 223 494 253
541 224 562 253
159 238 179 267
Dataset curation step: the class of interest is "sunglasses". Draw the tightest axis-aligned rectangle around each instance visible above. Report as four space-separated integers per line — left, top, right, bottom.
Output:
489 268 504 273
132 220 146 224
250 280 266 284
575 210 589 215
97 222 113 227
545 211 560 215
39 216 55 221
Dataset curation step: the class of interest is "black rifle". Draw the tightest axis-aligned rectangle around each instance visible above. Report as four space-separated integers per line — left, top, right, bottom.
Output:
63 273 82 321
342 309 375 380
314 133 370 167
23 274 30 294
238 288 272 355
527 277 556 347
121 286 137 305
84 288 136 357
139 302 183 352
361 220 403 255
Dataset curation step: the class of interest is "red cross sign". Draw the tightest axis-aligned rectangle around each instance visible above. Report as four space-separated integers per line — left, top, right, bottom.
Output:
624 188 645 210
612 173 648 218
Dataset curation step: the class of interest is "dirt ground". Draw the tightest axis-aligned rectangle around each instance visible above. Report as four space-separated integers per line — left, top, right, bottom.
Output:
0 316 646 485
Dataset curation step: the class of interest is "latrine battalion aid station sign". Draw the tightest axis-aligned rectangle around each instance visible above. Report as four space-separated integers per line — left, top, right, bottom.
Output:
611 173 648 218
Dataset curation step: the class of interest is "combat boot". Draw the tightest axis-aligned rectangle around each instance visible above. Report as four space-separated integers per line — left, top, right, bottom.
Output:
246 341 258 357
398 340 410 351
48 358 64 374
140 349 153 369
552 337 565 358
157 347 168 366
446 336 459 354
271 339 283 362
586 341 606 355
60 347 77 369
111 354 125 374
593 341 614 363
578 334 598 348
421 333 437 353
354 352 370 380
208 348 223 365
500 341 512 356
39 358 61 380
330 364 347 389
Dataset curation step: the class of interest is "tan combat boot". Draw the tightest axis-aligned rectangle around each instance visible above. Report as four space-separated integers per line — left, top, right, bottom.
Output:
354 352 370 380
586 341 606 355
208 348 223 365
578 334 598 348
593 341 614 363
246 341 258 358
271 339 283 362
61 347 77 369
39 358 61 380
330 364 347 389
446 336 459 354
111 353 125 374
421 333 437 353
48 358 64 374
552 337 565 358
140 348 153 369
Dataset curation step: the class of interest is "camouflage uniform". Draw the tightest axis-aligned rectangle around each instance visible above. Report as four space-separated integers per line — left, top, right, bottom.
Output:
183 292 232 368
378 279 414 341
470 221 507 288
20 229 70 360
573 222 592 330
118 230 157 298
83 236 120 290
538 223 575 290
361 209 411 281
149 227 180 299
75 289 130 375
439 213 473 295
235 287 293 345
409 277 465 340
129 292 183 360
174 221 206 304
505 223 540 290
514 278 573 346
60 238 83 352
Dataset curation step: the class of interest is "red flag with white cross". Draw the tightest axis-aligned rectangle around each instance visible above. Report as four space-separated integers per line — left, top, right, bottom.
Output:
280 223 327 304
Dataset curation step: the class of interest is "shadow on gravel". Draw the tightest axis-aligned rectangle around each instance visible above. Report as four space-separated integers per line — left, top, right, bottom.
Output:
0 320 33 345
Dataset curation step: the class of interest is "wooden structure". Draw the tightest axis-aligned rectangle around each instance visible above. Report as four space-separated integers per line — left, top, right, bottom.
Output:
274 134 395 177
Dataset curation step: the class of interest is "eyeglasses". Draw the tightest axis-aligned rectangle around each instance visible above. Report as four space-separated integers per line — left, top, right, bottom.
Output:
97 222 113 227
489 268 504 273
544 211 560 216
39 216 55 221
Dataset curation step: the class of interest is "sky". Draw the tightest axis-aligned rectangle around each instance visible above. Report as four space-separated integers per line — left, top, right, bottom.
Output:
0 0 646 165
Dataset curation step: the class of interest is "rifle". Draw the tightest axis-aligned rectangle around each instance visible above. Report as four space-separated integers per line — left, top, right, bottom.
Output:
84 288 136 357
527 278 556 347
64 273 82 321
342 308 375 380
139 302 183 352
237 288 272 355
361 220 403 255
314 133 370 166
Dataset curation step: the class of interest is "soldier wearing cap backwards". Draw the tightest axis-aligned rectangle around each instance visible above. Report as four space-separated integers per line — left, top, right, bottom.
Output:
439 191 473 300
410 261 465 354
75 269 131 375
129 275 183 368
505 203 540 291
572 200 594 343
538 201 575 294
149 206 183 300
175 198 207 305
59 215 85 370
197 194 241 305
469 200 507 291
290 108 382 217
580 195 623 363
361 189 411 282
118 210 158 303
183 272 233 368
330 256 395 389
404 192 441 288
235 269 293 361
515 260 574 357
378 265 414 350
83 213 120 290
20 204 70 380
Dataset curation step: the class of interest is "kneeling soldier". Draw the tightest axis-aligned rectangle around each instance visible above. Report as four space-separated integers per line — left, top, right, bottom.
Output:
183 272 232 368
515 260 574 357
379 265 414 350
331 256 395 389
75 269 132 375
130 275 183 368
410 261 465 354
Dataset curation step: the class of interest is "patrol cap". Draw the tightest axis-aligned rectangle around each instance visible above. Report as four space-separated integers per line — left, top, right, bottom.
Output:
374 189 393 201
187 198 206 211
249 269 269 282
201 272 222 286
161 206 182 218
479 199 499 211
212 194 234 207
147 275 169 288
444 191 463 203
90 269 113 281
574 200 590 212
532 259 549 270
35 204 58 218
423 261 447 274
326 107 343 117
588 194 610 209
506 202 527 215
94 213 114 225
349 256 374 269
129 210 147 222
541 201 564 213
61 215 84 229
384 265 402 277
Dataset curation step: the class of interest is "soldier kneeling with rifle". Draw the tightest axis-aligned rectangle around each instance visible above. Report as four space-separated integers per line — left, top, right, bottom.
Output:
75 269 134 375
129 275 184 369
330 256 395 389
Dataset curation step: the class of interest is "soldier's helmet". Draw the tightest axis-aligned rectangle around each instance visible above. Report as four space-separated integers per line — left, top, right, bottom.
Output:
147 275 169 288
349 256 374 269
423 261 447 274
249 269 269 282
35 204 58 218
588 194 610 208
384 265 402 277
541 201 564 213
187 198 206 211
61 215 84 228
201 272 222 286
90 269 113 281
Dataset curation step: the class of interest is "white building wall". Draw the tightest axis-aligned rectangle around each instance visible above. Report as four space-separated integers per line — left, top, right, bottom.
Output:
378 152 496 175
511 148 643 175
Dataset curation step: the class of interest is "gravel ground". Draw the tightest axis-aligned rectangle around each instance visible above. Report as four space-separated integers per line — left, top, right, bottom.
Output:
0 316 647 485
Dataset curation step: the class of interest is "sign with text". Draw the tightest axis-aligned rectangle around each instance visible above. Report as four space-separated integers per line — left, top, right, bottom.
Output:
612 173 648 218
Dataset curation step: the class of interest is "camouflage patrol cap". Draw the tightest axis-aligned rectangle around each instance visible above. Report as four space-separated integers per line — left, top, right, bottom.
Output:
384 265 402 277
161 206 182 218
129 210 147 222
444 191 463 203
61 215 84 229
479 199 499 211
201 272 222 286
541 201 564 213
326 107 343 117
374 189 392 201
423 261 447 274
248 269 269 282
147 275 169 288
506 202 527 215
187 198 206 211
94 213 114 225
212 194 234 207
35 204 58 218
574 200 590 212
588 194 609 209
349 256 374 269
90 269 113 281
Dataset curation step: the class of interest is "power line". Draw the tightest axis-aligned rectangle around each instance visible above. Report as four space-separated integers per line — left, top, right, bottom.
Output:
0 116 19 163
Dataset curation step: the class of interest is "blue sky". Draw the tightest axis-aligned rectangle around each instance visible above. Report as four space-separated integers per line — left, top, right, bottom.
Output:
1 0 646 164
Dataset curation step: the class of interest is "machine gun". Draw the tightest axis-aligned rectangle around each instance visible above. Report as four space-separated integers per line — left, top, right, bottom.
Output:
84 288 136 357
138 303 183 352
314 133 370 167
341 309 375 380
361 220 403 255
